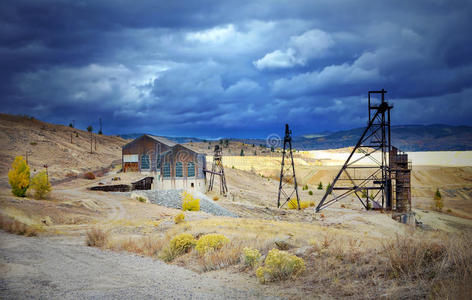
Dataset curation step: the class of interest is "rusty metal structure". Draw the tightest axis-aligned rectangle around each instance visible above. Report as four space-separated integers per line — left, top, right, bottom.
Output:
316 89 411 212
206 145 228 195
277 124 301 209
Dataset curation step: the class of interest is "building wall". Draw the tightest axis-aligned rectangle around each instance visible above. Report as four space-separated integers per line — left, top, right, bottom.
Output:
122 136 206 192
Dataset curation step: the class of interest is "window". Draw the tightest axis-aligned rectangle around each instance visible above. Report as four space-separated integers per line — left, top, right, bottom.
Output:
141 154 150 170
163 163 170 177
156 154 161 169
176 162 183 177
187 162 195 177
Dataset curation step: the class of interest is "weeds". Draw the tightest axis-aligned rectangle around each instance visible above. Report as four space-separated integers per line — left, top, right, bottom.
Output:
0 215 40 236
86 228 109 248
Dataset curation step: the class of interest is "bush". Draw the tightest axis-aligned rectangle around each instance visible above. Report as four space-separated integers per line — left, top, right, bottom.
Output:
30 171 51 199
195 234 229 255
308 190 313 195
256 249 306 283
434 188 443 212
86 228 109 248
137 196 146 203
30 141 37 146
317 182 323 190
0 215 40 236
174 213 185 224
242 247 261 269
8 156 30 197
287 199 311 209
213 195 219 201
160 233 196 262
182 191 200 211
83 172 95 180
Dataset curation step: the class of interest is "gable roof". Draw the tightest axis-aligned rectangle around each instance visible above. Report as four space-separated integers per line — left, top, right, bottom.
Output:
146 135 177 147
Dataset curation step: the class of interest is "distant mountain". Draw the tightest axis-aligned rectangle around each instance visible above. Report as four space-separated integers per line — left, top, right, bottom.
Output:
119 124 472 152
293 125 472 151
119 133 206 144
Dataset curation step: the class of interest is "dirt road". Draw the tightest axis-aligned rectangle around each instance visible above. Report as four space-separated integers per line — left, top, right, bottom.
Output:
0 232 278 299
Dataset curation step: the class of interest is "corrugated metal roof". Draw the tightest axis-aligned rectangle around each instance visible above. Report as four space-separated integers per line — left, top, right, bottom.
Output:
146 135 177 147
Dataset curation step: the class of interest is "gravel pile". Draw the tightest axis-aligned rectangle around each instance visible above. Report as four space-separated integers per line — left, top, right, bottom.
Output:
138 189 237 217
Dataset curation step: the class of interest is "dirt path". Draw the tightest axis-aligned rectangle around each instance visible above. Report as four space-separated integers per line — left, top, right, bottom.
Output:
0 232 279 299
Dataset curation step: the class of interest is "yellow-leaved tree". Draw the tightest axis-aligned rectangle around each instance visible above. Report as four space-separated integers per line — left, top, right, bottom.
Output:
30 171 52 199
8 156 30 197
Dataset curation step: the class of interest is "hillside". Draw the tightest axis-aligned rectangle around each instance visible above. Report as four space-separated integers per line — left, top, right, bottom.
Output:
294 125 472 151
0 114 127 183
122 124 472 152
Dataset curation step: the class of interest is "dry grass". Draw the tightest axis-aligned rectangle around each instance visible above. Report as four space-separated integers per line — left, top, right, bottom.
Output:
200 240 243 272
295 230 472 299
86 228 109 248
0 215 41 236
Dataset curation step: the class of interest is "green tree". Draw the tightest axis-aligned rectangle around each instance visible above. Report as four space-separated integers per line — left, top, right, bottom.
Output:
317 182 323 190
8 156 30 197
327 183 332 194
30 171 51 199
434 188 443 212
240 149 244 156
87 125 93 132
69 123 74 128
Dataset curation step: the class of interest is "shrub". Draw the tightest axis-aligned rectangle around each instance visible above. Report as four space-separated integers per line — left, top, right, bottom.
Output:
137 196 146 203
242 247 261 269
434 188 443 212
317 182 323 190
174 213 185 224
256 249 306 283
195 234 229 255
83 172 95 180
182 191 200 211
160 233 196 262
0 215 40 236
30 141 37 146
213 195 219 201
30 171 51 199
86 228 109 248
287 199 311 210
308 190 313 195
8 156 30 197
302 184 308 190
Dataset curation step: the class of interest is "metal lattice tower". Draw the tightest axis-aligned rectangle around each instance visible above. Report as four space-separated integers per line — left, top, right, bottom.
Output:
207 145 228 195
277 124 301 209
316 89 394 212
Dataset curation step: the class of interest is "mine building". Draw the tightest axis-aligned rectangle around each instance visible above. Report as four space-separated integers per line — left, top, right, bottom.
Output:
121 135 206 191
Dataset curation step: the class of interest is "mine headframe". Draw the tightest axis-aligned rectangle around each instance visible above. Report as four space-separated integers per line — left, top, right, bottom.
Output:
316 89 398 212
277 124 301 209
205 145 228 195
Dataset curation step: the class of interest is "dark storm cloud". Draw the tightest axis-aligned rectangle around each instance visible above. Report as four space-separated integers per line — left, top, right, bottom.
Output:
1 0 471 138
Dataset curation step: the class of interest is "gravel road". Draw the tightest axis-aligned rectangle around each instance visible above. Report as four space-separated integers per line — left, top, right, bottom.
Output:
0 232 279 299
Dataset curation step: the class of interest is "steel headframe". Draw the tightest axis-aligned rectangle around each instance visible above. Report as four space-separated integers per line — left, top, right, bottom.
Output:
207 145 228 195
316 89 393 212
277 124 301 209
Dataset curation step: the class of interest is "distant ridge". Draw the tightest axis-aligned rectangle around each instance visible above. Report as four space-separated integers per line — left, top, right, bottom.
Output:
119 124 472 151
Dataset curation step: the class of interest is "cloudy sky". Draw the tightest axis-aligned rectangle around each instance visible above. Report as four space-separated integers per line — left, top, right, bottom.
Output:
1 0 471 138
